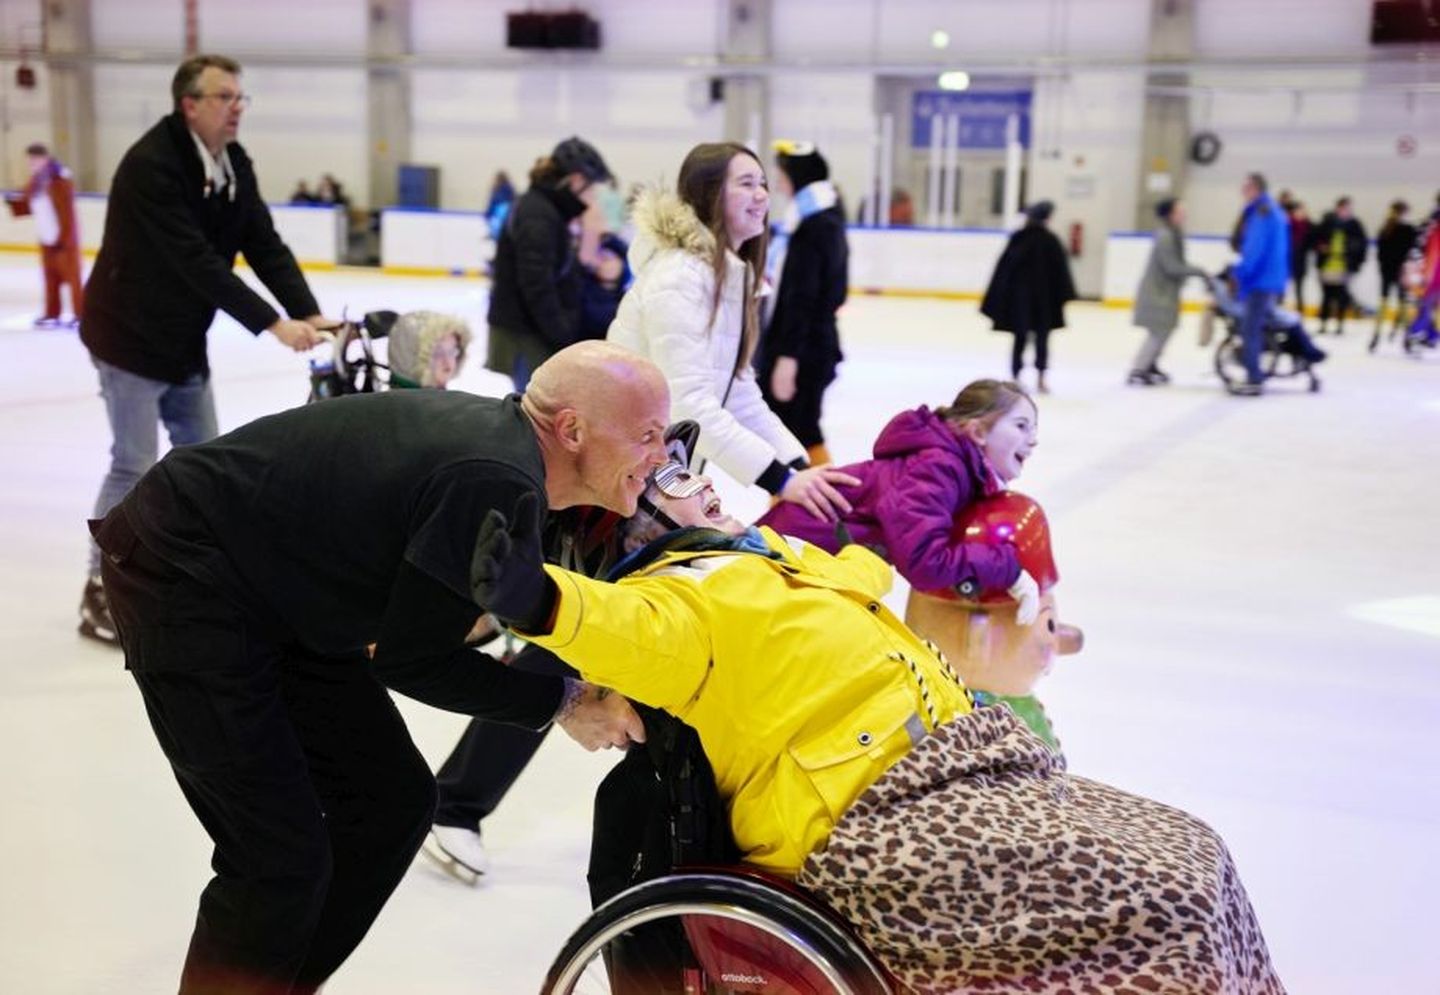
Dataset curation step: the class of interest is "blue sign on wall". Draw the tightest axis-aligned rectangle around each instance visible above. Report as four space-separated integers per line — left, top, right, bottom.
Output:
911 90 1032 150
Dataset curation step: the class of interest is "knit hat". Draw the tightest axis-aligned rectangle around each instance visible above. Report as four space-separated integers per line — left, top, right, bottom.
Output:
386 310 472 388
773 139 829 192
1024 200 1054 224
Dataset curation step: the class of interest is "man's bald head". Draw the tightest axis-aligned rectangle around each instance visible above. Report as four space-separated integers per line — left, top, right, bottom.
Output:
523 341 672 514
524 340 667 428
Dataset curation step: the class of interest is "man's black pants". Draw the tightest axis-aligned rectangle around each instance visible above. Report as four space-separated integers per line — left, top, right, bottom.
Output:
433 644 574 829
100 519 435 994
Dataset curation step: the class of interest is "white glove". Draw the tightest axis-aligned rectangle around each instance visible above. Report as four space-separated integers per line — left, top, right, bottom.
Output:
1007 569 1041 626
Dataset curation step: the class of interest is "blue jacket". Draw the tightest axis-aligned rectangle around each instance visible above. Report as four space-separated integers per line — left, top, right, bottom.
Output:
1234 193 1291 297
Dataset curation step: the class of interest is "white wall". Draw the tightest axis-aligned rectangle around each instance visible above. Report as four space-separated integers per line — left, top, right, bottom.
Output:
0 57 56 188
3 0 1433 296
1028 71 1148 297
0 0 56 187
769 71 876 220
1180 71 1440 238
1194 0 1375 58
771 0 1152 60
412 0 720 57
407 0 726 209
85 0 369 204
0 193 345 263
409 67 724 212
1171 0 1439 236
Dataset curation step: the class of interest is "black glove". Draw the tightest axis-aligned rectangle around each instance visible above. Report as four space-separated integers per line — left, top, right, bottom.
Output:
469 492 555 632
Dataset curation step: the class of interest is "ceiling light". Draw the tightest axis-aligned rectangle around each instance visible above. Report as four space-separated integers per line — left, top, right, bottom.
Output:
938 70 970 91
931 29 950 49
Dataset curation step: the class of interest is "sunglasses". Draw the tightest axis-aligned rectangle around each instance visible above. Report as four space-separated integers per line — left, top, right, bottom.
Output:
649 460 708 500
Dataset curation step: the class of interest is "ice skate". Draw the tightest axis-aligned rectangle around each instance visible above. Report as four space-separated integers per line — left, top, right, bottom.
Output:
423 825 488 884
78 576 119 646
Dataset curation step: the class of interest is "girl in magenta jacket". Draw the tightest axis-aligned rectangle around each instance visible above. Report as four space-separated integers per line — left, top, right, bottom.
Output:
757 379 1040 614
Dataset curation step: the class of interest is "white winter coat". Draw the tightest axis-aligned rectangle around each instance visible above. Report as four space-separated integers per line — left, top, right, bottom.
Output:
608 189 806 487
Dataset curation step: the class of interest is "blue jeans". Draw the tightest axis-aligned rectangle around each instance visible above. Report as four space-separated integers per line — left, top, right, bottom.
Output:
1239 290 1279 385
89 358 217 573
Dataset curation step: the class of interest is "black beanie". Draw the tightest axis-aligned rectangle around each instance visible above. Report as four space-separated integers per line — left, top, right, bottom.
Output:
1024 200 1055 224
777 149 829 191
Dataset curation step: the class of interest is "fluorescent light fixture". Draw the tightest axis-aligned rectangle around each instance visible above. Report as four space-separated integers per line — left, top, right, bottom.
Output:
931 29 951 49
938 70 971 91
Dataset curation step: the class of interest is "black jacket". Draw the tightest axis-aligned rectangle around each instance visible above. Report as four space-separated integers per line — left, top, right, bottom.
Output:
758 204 849 378
104 391 565 727
1311 212 1368 274
81 113 319 384
1377 220 1418 281
486 183 587 349
980 224 1077 334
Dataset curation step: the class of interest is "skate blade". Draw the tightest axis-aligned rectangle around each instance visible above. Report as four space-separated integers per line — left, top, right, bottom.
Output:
77 620 120 646
422 839 482 885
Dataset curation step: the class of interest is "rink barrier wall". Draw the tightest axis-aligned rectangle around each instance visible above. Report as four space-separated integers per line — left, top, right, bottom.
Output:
0 193 347 267
0 197 1391 311
379 207 1390 310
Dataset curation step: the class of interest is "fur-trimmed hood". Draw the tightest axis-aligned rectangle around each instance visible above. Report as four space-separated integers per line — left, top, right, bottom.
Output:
387 310 472 388
627 187 719 274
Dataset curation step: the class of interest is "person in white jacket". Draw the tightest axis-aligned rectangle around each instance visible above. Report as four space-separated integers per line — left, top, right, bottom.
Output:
608 142 857 521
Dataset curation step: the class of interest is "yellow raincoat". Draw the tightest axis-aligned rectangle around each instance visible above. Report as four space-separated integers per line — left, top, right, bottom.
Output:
525 527 973 877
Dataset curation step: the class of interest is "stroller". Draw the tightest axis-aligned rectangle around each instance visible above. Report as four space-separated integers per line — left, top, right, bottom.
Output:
1203 271 1323 393
306 310 400 402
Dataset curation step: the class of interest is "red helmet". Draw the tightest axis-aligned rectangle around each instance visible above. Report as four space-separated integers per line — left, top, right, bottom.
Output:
925 490 1059 603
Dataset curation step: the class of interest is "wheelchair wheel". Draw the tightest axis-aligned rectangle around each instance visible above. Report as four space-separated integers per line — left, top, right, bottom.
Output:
542 872 893 995
1212 332 1247 389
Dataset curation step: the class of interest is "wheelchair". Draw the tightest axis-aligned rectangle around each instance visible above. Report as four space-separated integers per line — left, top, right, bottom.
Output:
1205 277 1322 393
539 704 895 995
305 309 400 402
1212 322 1321 393
542 868 894 995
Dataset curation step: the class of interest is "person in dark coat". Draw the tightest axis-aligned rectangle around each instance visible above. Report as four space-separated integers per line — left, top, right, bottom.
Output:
980 201 1076 394
1285 199 1312 316
1373 199 1416 345
484 170 516 239
78 54 331 646
757 140 850 466
485 136 612 390
92 341 659 994
576 231 632 341
1311 195 1368 336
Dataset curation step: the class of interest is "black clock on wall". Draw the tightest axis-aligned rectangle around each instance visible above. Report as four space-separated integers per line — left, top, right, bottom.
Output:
1190 131 1223 165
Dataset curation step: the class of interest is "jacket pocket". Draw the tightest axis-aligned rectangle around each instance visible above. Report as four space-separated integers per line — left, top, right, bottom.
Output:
786 684 924 824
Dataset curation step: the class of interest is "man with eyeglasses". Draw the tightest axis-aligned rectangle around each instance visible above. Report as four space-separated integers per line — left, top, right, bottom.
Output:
79 54 333 646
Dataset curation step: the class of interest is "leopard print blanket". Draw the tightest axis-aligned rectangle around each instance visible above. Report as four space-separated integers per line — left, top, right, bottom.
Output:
796 705 1285 994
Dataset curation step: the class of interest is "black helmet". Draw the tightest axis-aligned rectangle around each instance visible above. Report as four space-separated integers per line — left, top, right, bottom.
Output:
663 419 700 468
552 136 611 184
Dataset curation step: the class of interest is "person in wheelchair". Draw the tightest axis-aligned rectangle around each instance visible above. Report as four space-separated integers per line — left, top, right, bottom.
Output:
1212 265 1327 368
498 431 1285 993
308 310 472 401
386 309 472 389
